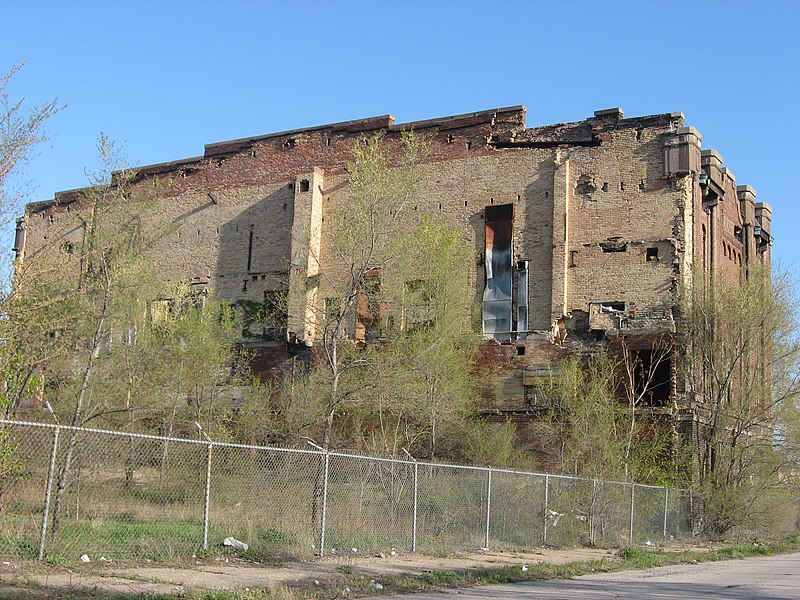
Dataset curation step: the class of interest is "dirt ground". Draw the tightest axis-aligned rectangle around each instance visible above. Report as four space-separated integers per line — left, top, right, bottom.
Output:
0 546 626 598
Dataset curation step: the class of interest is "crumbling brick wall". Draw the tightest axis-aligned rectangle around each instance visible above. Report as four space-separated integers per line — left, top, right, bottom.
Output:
18 105 770 425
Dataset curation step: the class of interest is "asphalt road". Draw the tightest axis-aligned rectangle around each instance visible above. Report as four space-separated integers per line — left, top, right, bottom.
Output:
380 552 800 599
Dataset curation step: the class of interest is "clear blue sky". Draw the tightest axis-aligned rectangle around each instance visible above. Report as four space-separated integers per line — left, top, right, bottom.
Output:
3 0 798 272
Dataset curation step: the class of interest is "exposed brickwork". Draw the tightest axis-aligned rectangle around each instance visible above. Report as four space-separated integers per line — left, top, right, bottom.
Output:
18 106 771 439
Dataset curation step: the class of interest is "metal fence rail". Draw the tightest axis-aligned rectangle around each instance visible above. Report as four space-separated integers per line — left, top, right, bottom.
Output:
0 419 694 562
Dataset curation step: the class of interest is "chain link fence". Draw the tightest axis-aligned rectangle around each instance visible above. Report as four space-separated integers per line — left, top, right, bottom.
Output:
0 419 695 563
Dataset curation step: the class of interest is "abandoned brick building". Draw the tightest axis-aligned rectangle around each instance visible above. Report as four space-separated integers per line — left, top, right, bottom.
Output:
15 106 772 444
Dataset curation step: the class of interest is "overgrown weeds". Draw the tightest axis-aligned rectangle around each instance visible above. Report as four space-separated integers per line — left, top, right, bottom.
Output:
11 535 800 599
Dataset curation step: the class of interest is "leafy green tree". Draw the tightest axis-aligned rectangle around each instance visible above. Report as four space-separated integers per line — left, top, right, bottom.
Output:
0 63 61 512
683 265 800 537
288 131 432 451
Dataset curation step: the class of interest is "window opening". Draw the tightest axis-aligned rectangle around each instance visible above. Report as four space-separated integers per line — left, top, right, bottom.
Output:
355 270 383 346
404 279 436 332
482 204 514 342
516 260 529 339
631 350 672 406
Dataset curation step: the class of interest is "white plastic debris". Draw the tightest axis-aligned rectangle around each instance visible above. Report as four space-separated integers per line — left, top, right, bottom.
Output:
521 565 528 572
80 554 91 563
222 537 249 552
644 540 654 546
351 547 358 553
369 580 384 590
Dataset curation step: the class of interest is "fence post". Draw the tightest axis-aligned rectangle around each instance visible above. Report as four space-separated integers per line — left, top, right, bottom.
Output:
663 487 669 541
543 474 549 545
590 479 597 546
38 425 60 561
411 461 418 552
202 443 213 550
484 468 492 549
629 484 635 545
318 452 330 557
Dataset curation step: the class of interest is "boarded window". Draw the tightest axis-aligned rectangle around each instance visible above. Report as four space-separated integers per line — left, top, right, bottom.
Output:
483 204 514 341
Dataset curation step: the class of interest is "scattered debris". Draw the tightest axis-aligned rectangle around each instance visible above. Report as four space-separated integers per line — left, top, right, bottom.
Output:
370 580 384 590
375 552 386 558
80 554 91 563
222 537 249 552
521 565 528 572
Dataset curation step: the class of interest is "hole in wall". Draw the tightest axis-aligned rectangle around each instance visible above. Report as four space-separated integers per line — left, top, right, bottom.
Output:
299 180 310 192
602 182 609 192
646 247 659 262
516 346 526 356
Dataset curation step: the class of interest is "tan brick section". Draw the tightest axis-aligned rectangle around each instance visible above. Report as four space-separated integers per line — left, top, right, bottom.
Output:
18 106 772 441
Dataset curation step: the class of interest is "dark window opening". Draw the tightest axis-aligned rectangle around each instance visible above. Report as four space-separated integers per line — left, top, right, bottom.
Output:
324 297 342 321
261 290 288 341
601 238 627 253
516 345 526 356
631 350 672 406
299 179 310 192
646 247 659 262
600 301 626 312
247 230 254 271
524 381 560 415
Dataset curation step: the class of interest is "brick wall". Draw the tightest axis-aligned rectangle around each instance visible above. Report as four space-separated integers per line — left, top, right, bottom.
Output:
19 105 769 418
